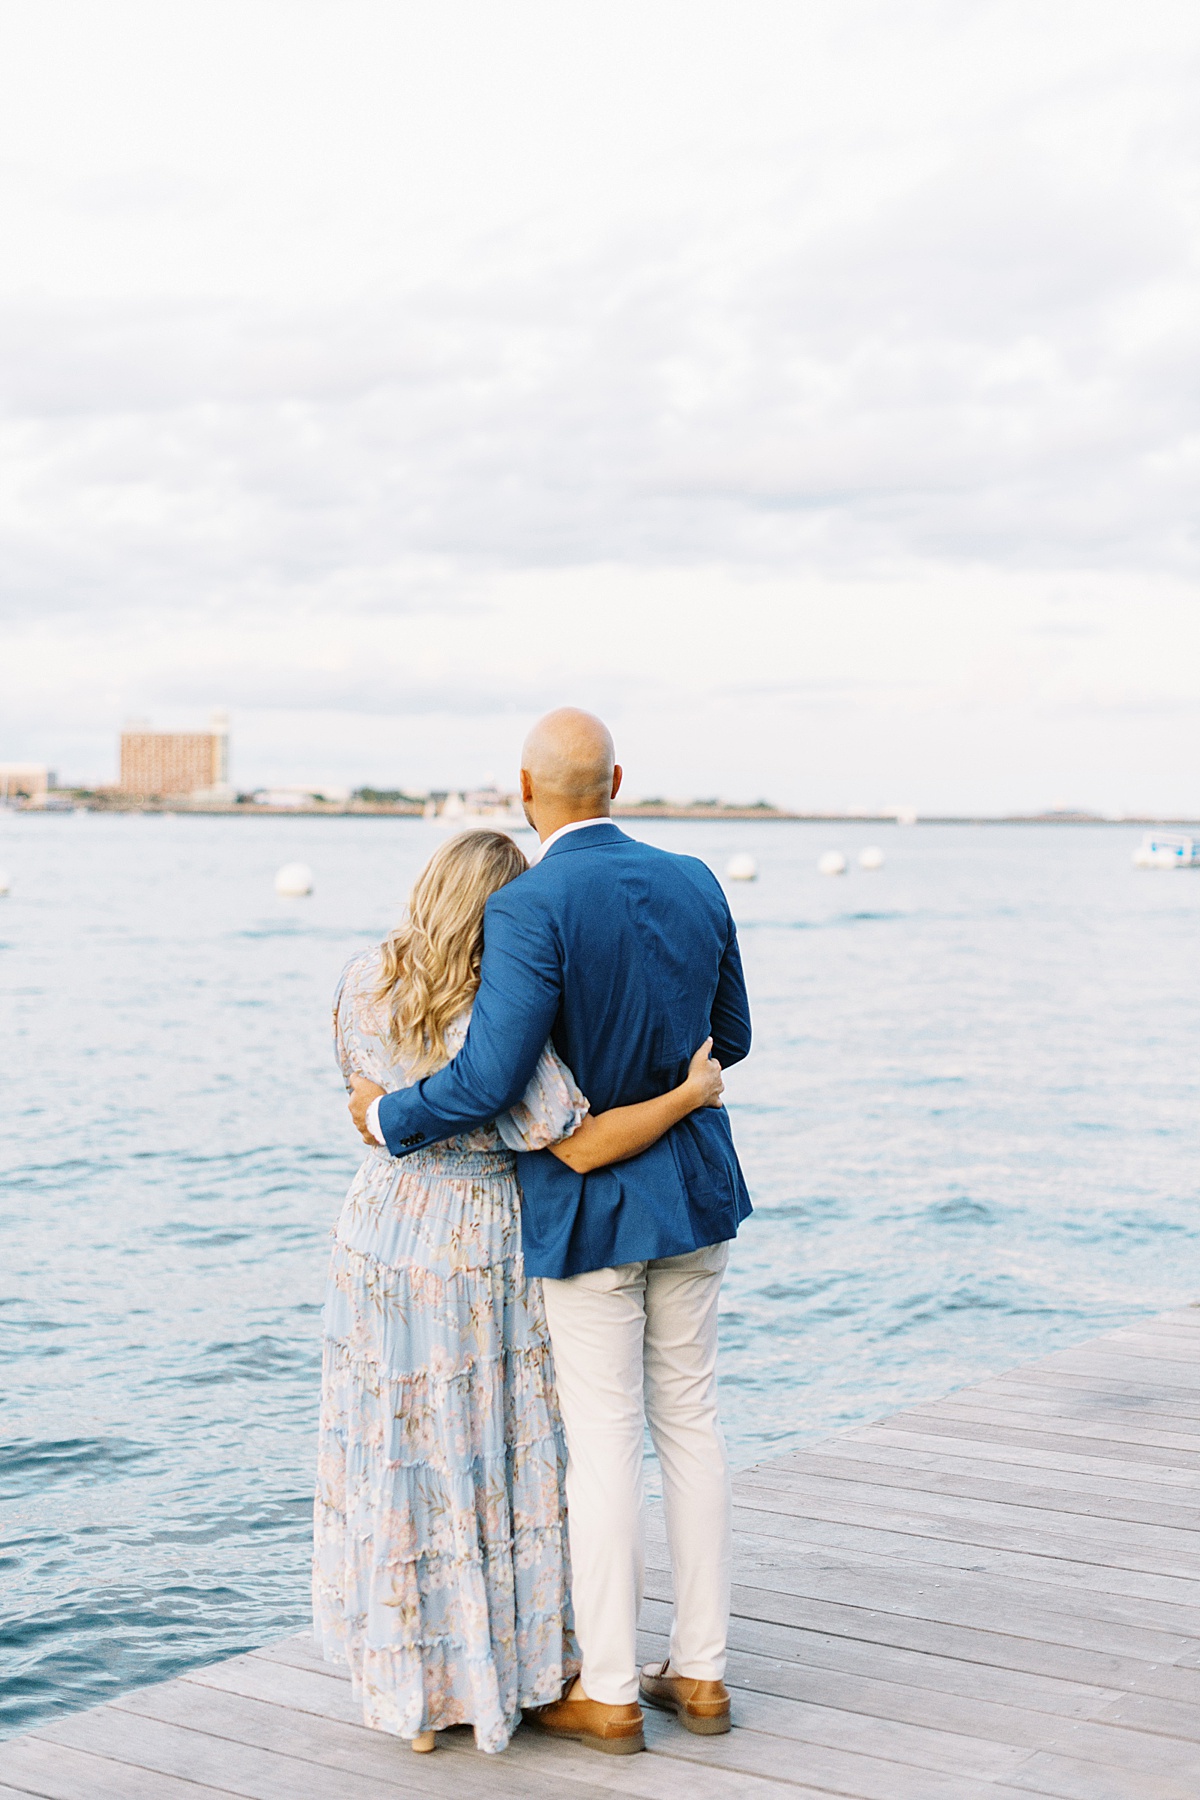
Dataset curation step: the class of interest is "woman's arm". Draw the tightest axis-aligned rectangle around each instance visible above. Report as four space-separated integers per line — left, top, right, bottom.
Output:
549 1040 724 1174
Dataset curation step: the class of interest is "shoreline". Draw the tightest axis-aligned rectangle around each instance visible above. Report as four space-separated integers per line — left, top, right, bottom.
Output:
4 802 1198 826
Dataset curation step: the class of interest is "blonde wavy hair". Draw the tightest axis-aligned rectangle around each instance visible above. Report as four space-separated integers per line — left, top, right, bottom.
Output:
376 829 528 1076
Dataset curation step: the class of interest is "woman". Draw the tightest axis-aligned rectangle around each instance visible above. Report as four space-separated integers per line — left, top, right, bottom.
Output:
313 829 724 1756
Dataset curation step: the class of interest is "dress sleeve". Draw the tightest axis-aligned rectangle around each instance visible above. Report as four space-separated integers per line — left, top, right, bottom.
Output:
332 951 391 1091
333 959 356 1087
494 1042 589 1152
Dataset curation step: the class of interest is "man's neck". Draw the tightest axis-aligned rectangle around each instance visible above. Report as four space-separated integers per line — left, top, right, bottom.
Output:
535 806 611 844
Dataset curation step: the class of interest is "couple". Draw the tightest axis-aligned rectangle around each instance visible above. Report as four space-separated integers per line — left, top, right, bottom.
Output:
313 708 753 1758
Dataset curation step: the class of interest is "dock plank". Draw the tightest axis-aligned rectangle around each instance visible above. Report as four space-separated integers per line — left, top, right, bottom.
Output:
903 1398 1200 1456
708 1582 1200 1706
734 1466 1200 1562
1030 1351 1200 1393
983 1377 1200 1423
639 1610 1200 1771
30 1701 598 1800
723 1503 1200 1621
110 1679 667 1800
208 1632 1045 1786
677 1530 1200 1658
130 1667 841 1800
852 1429 1200 1493
868 1416 1200 1476
1 1735 244 1798
5 1309 1200 1797
771 1441 1200 1525
645 1630 1200 1798
629 1710 1197 1800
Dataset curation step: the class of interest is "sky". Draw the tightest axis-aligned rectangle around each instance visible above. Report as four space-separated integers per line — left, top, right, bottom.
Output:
1 0 1197 811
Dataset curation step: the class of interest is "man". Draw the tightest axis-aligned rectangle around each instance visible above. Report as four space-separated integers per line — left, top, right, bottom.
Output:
350 708 752 1755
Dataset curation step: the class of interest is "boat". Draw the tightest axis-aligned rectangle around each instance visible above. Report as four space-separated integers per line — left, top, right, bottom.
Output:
427 788 533 834
1133 833 1200 869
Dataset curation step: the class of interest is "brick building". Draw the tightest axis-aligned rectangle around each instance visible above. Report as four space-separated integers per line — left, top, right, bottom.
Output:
0 763 51 800
119 714 230 798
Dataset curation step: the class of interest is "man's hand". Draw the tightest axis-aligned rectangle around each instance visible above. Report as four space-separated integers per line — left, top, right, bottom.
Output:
348 1075 387 1145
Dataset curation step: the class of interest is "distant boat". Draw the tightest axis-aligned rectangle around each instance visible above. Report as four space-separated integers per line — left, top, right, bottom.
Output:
460 786 526 825
429 788 532 833
1133 833 1200 869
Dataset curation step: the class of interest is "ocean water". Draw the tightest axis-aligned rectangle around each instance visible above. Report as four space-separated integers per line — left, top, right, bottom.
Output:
1 813 1198 1736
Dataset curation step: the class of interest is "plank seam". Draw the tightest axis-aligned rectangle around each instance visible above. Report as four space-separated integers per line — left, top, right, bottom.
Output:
729 1497 1200 1592
11 1735 243 1798
739 1468 1200 1532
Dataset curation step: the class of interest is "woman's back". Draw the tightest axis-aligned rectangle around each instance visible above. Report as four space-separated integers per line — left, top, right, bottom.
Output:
335 946 504 1159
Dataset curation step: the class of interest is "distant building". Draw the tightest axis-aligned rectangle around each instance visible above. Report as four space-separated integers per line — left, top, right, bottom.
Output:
0 763 52 801
119 712 230 798
250 788 312 809
249 786 351 808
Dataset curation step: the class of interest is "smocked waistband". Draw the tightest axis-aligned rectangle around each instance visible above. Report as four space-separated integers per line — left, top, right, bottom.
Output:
364 1143 515 1179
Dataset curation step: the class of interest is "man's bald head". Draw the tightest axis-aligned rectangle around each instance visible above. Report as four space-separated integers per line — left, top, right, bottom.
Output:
519 708 622 836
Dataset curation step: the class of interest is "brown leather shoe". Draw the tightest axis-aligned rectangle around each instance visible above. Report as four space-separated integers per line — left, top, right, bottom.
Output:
525 1682 645 1755
639 1660 732 1734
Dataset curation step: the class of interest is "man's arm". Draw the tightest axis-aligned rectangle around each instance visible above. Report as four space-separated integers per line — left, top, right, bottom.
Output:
376 887 561 1156
709 911 752 1068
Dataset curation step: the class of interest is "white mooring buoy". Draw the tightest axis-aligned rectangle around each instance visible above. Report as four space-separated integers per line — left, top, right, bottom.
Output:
858 846 885 871
817 850 847 876
275 861 314 897
726 853 758 882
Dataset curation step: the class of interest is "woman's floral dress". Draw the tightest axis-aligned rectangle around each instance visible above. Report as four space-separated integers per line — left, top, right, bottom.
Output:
313 946 586 1754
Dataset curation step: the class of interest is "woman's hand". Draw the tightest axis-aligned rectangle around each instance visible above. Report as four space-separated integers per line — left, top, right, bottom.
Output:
548 1039 724 1172
683 1037 724 1110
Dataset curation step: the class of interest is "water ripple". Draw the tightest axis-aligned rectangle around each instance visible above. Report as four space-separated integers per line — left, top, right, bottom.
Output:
0 1439 153 1500
2 815 1199 1736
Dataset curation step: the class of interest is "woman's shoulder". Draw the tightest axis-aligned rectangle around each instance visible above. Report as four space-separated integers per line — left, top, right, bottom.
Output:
340 941 384 984
334 943 385 1010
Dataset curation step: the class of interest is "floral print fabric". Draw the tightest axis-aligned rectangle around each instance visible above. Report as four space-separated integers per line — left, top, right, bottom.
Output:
312 947 586 1752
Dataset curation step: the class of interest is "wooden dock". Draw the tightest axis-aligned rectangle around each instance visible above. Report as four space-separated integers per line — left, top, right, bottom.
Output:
6 1307 1200 1799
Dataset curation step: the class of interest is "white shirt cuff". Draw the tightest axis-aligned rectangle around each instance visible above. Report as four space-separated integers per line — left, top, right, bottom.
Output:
366 1096 386 1144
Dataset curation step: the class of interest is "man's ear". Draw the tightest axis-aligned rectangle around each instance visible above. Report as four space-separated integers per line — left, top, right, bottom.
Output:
611 764 623 799
520 768 534 802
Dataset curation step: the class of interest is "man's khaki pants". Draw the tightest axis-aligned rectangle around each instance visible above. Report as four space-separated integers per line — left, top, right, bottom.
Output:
540 1241 732 1707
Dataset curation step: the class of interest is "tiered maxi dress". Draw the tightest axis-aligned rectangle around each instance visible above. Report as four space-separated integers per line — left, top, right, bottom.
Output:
313 946 586 1754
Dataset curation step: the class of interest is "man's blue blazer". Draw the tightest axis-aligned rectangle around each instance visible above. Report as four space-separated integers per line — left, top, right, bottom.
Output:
377 821 753 1278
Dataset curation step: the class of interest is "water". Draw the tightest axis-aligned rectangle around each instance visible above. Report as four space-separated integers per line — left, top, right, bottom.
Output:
2 814 1198 1736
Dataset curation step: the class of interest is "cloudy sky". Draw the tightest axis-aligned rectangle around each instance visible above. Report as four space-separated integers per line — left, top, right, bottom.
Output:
1 0 1197 810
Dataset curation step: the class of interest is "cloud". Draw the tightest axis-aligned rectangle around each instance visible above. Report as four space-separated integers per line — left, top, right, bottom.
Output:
3 112 1195 638
1 0 1198 804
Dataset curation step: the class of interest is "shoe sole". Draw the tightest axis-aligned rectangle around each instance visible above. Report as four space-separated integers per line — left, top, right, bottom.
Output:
640 1689 732 1736
529 1723 645 1755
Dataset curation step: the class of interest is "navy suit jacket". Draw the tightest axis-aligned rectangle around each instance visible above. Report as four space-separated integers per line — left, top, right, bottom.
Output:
377 822 753 1277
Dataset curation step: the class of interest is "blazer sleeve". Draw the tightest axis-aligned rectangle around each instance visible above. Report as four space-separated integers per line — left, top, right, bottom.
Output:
376 885 562 1156
709 910 752 1068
